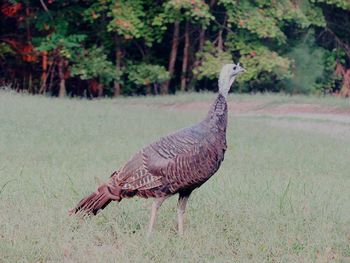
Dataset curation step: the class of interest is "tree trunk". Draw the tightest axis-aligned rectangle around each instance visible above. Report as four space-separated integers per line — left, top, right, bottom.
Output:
217 15 227 51
39 51 48 94
146 84 151 96
114 35 122 97
194 26 205 67
48 60 56 94
192 26 205 83
58 57 66 98
114 80 121 97
163 20 180 95
199 26 205 52
28 73 33 94
25 3 31 41
217 30 224 50
181 21 190 92
22 73 26 92
153 83 159 95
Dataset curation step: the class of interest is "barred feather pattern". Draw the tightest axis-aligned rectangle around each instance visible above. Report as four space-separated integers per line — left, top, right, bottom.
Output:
110 93 227 197
71 94 228 214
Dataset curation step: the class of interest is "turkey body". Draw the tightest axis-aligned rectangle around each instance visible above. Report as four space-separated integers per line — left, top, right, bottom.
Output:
71 93 228 224
113 93 227 200
70 62 245 236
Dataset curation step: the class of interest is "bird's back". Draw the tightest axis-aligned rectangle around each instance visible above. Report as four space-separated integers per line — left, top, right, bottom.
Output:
108 94 228 198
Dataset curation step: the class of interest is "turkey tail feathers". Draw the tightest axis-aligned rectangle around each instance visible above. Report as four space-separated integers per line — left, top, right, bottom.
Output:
69 184 121 216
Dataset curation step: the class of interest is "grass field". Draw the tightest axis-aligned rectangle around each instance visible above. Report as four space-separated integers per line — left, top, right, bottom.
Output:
1 91 350 262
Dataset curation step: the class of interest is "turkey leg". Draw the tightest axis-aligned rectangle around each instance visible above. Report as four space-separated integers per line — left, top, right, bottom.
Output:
147 197 166 237
177 193 191 236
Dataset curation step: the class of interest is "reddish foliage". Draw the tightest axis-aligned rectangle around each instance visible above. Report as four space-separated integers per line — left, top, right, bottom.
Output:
115 19 131 29
335 63 350 97
42 51 48 70
22 44 38 62
3 39 19 49
4 39 38 62
335 62 345 77
1 2 22 17
64 69 71 80
88 79 103 97
340 69 350 97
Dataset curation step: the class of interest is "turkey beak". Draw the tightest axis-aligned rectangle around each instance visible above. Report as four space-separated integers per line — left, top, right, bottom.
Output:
239 66 245 74
234 68 245 76
236 63 245 74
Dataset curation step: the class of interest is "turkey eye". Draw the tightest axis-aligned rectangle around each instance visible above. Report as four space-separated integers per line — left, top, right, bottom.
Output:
233 66 237 70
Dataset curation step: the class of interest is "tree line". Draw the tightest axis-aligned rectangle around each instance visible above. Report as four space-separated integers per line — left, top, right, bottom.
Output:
0 0 350 97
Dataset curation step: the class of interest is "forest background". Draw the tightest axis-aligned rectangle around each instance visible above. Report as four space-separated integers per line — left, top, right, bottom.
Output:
1 0 350 98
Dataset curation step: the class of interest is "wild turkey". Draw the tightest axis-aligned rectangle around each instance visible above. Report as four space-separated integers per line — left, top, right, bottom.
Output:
70 63 245 236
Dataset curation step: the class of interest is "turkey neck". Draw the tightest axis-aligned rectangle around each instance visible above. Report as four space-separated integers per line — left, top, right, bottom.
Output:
204 93 228 134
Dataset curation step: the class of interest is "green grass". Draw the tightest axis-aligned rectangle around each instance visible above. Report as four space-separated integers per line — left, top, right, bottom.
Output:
1 91 350 262
107 91 350 108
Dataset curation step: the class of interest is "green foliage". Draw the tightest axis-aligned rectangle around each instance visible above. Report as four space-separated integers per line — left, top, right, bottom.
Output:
163 0 213 25
234 2 287 43
239 47 292 83
227 35 292 83
214 0 330 92
1 0 350 96
193 41 232 80
34 33 86 59
312 0 350 10
220 0 325 45
298 1 326 27
128 63 169 86
312 49 341 94
107 0 145 39
0 43 15 60
152 0 213 42
284 40 326 94
70 46 116 85
84 0 162 46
